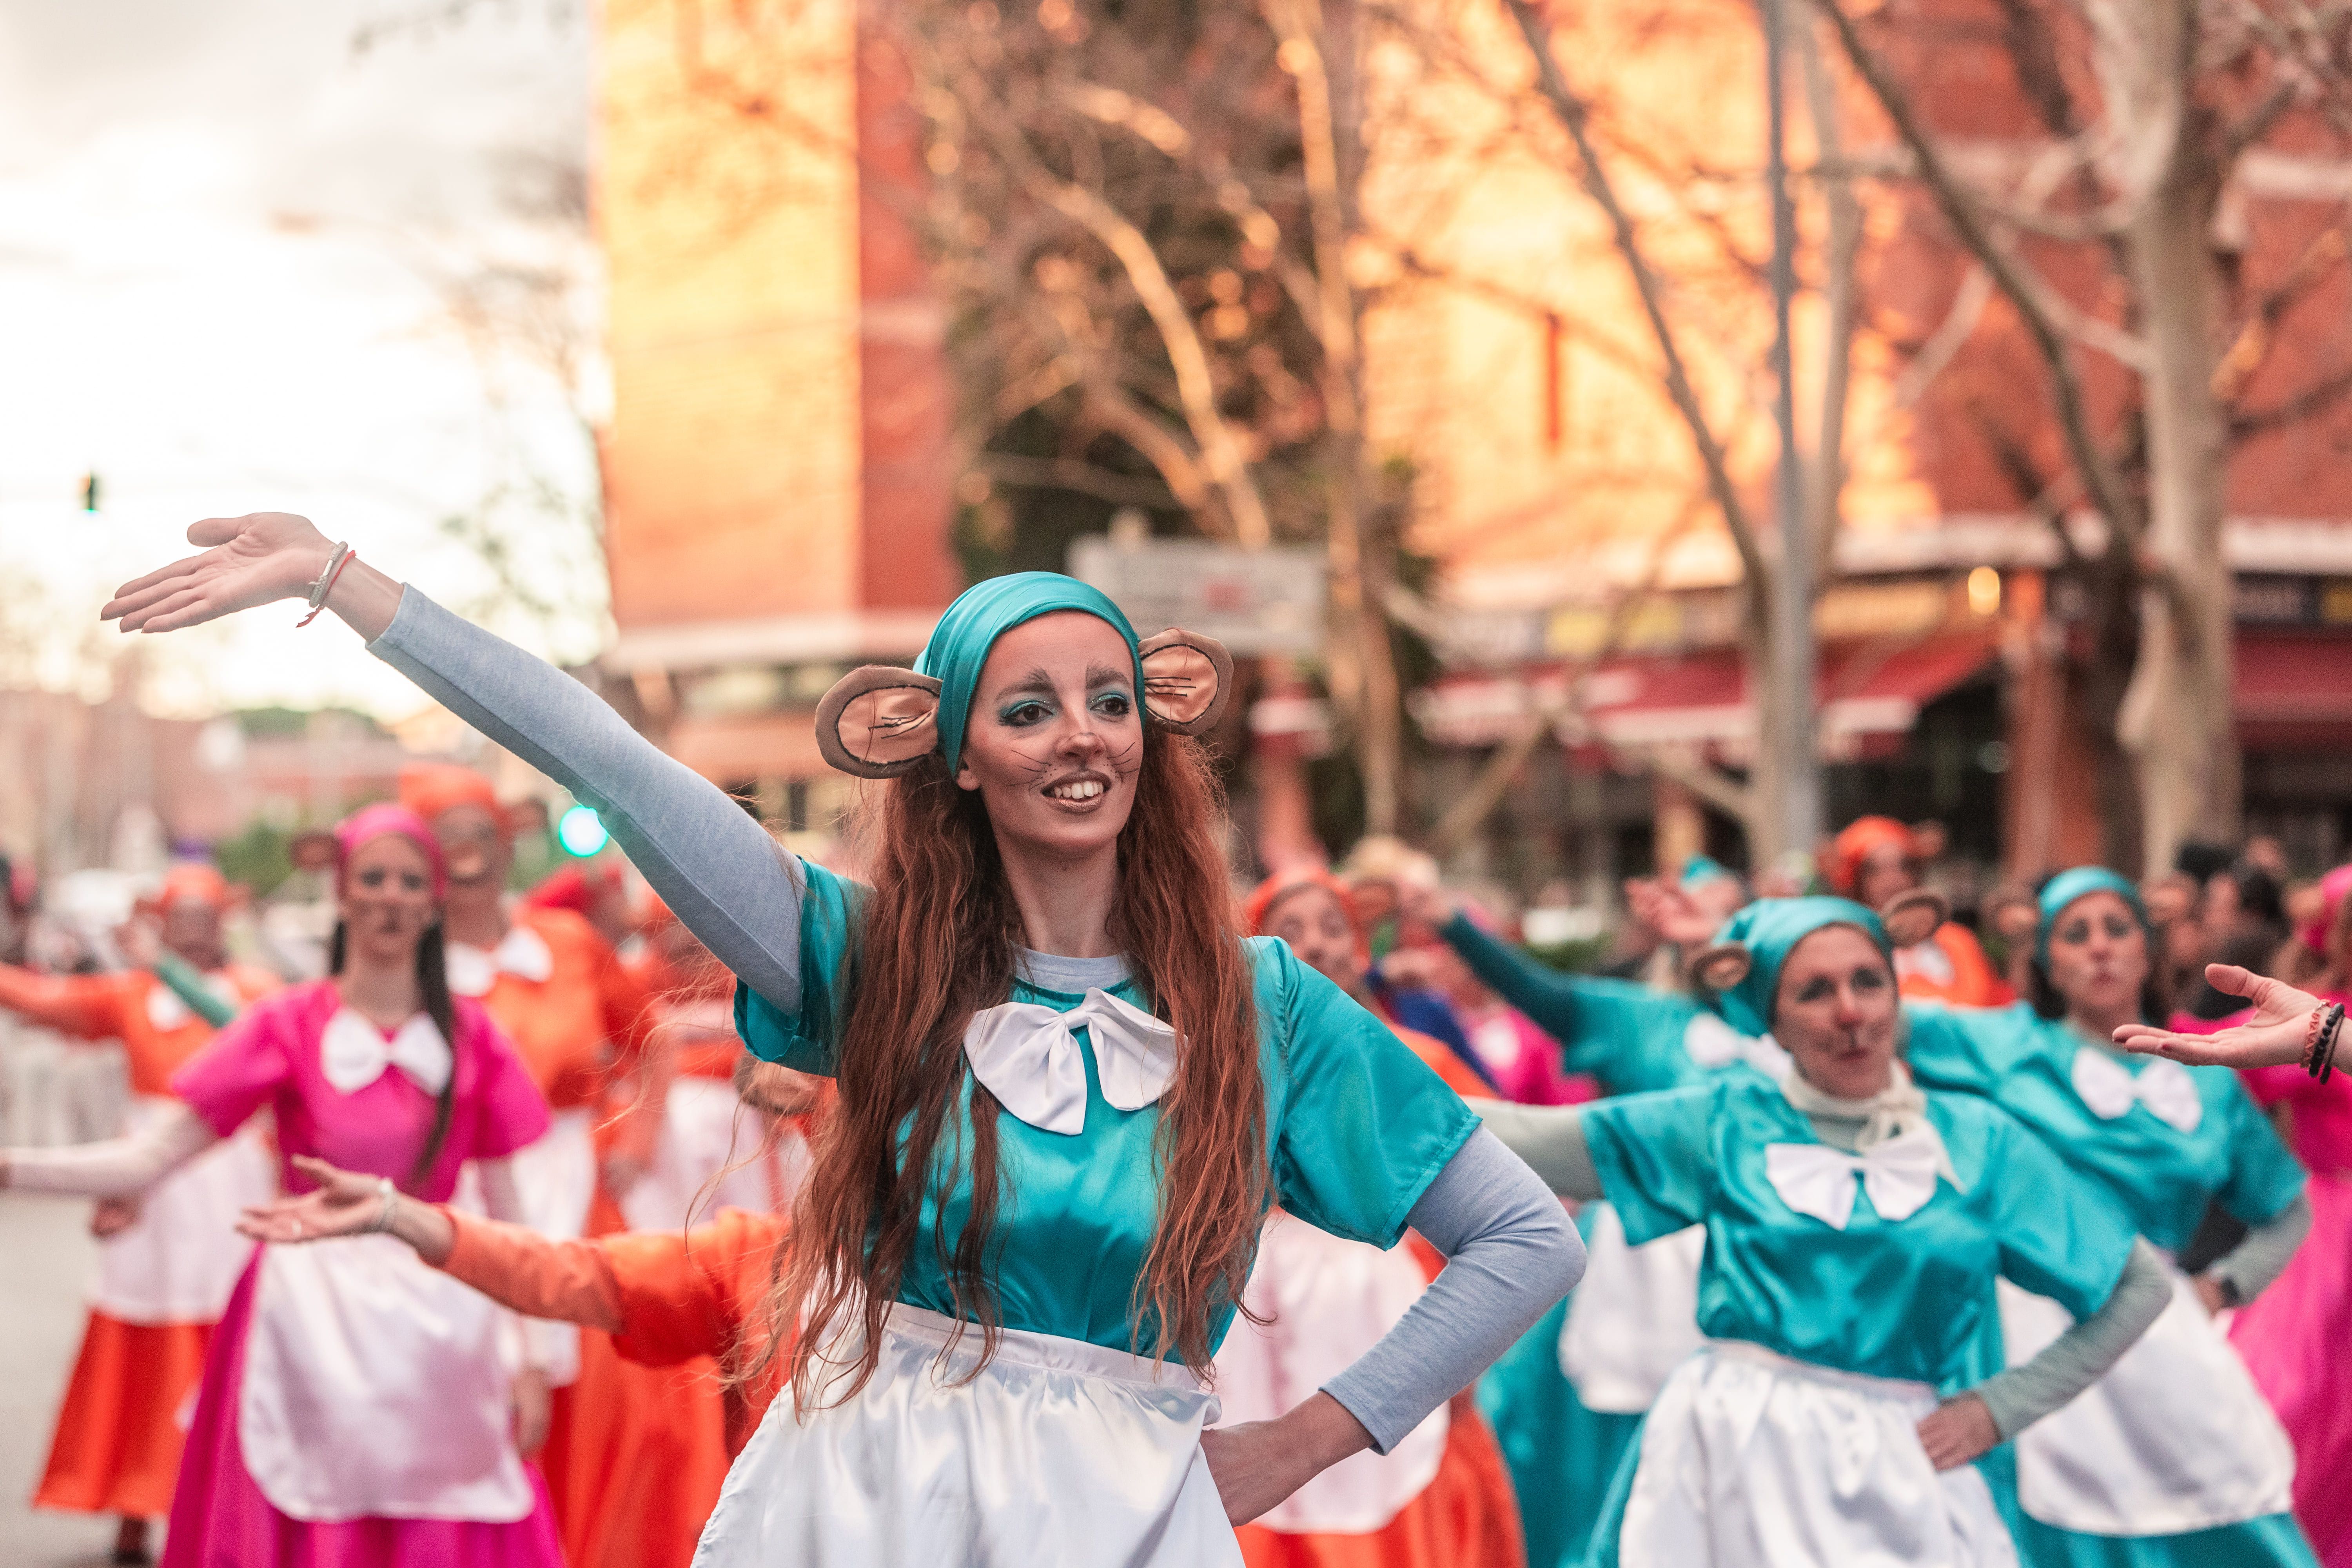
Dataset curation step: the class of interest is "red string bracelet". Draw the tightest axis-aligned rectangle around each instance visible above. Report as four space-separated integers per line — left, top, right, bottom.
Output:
298 546 356 628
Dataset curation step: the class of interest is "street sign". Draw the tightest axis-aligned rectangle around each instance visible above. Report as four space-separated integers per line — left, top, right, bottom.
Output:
1068 535 1326 655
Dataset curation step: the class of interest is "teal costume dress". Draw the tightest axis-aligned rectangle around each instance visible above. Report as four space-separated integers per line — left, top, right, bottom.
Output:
1579 1071 2136 1567
1442 915 1781 1568
1906 1000 2314 1568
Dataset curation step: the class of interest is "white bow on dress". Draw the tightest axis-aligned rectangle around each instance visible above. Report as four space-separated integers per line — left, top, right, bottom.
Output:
962 988 1179 1135
444 924 554 999
1764 1126 1950 1229
320 1007 453 1096
1682 1014 1792 1080
2070 1046 2202 1133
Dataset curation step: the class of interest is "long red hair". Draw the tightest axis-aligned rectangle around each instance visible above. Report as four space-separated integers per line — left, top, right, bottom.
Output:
764 728 1265 1407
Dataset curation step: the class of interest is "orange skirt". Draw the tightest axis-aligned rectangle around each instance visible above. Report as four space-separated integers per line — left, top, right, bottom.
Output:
35 1310 213 1519
1236 1394 1525 1568
538 1327 732 1568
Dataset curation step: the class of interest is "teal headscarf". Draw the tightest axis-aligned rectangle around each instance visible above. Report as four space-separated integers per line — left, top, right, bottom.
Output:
1706 895 1891 1036
914 572 1143 773
1680 854 1739 891
2035 866 2150 966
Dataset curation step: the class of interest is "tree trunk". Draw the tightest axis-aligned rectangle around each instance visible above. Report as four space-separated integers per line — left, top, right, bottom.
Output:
2115 2 2234 875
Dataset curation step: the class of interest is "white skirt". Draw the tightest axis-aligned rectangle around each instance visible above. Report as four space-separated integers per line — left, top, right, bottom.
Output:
1211 1213 1447 1534
1618 1341 2015 1568
1999 1263 2296 1535
694 1303 1240 1567
1558 1205 1705 1414
459 1105 599 1386
239 1234 534 1523
91 1094 274 1323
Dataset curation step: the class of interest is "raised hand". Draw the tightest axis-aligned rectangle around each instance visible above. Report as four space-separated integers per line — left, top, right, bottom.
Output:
2109 964 2321 1070
102 514 337 635
237 1154 394 1245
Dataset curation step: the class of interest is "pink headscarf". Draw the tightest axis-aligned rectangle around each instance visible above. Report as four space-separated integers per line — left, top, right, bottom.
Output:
334 803 448 900
2301 864 2352 957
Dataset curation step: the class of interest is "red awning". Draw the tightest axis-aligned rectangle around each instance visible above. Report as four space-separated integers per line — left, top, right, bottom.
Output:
2235 632 2352 748
1412 634 2003 761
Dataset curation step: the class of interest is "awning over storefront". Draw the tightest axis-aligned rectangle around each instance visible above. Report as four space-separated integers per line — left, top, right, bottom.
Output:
2235 632 2352 748
1411 634 2004 761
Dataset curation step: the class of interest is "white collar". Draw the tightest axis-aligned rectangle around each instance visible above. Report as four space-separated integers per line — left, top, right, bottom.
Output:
319 1006 452 1096
444 923 554 998
2070 1044 2203 1133
962 988 1178 1136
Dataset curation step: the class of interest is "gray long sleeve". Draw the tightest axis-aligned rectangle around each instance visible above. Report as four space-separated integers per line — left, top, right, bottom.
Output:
2211 1193 2312 1305
1973 1238 2171 1439
369 586 804 1009
1320 1129 1584 1453
1472 1100 1602 1199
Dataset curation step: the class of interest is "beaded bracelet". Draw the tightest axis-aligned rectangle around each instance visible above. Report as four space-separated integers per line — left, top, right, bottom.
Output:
2314 1003 2347 1085
2304 1005 2327 1074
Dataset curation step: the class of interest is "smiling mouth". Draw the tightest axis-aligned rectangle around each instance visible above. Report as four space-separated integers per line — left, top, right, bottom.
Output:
1043 776 1108 803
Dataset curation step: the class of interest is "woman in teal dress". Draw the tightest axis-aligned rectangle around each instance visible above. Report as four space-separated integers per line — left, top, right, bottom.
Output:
1403 885 1783 1568
1902 868 2318 1568
1476 897 2169 1567
102 514 1586 1566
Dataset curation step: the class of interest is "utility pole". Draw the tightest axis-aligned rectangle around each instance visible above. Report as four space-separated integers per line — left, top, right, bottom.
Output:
1762 0 1820 860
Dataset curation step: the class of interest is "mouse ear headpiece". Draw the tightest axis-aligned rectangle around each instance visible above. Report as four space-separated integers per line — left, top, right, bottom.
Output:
1138 628 1232 735
1687 941 1754 995
1878 887 1951 949
815 667 946 779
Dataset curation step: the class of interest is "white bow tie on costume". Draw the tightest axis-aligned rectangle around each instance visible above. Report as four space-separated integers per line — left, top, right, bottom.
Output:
1764 1127 1950 1230
444 924 555 999
2071 1047 2203 1134
962 988 1180 1136
1683 1014 1793 1080
320 1007 453 1096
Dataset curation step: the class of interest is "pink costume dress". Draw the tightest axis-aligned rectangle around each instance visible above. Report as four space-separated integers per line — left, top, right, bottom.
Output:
2236 1047 2352 1566
161 978 562 1568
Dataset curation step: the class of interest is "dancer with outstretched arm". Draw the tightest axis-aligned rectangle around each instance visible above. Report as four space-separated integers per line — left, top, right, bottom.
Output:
97 513 1585 1565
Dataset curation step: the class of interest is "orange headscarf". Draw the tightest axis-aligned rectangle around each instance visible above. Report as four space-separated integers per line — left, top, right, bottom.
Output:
1826 816 1919 897
1244 866 1359 941
144 863 234 915
398 762 511 837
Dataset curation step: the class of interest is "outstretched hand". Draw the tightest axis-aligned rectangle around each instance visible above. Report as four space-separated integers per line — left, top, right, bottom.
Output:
103 514 337 635
238 1155 396 1246
2109 964 2321 1070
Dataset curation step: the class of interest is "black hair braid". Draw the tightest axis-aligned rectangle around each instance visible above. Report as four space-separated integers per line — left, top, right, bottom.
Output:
327 916 460 1192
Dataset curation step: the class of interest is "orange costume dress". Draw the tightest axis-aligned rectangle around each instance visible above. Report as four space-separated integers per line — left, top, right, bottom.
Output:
1232 868 1525 1568
0 959 280 1519
446 902 728 1568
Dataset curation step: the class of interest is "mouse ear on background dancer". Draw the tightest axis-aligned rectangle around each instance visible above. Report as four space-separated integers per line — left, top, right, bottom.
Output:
1878 889 1951 950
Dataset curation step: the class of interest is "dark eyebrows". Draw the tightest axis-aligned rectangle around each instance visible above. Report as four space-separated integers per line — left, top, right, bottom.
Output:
995 668 1058 701
991 663 1132 701
1087 662 1131 690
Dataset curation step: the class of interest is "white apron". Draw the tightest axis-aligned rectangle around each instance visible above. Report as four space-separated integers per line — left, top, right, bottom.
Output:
238 1234 534 1523
1212 1214 1448 1534
1619 1341 2015 1568
619 1075 808 1234
91 1094 274 1323
695 1303 1241 1567
1998 1263 2296 1535
1559 1205 1706 1413
461 1103 599 1385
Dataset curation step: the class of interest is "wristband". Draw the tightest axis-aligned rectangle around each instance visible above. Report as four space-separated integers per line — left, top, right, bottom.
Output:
298 542 355 628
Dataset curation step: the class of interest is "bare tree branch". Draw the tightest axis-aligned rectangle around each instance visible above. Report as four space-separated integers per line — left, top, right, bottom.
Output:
1503 0 1771 591
1810 0 2144 541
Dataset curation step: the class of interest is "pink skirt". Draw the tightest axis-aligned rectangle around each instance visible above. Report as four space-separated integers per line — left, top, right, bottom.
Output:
2231 1169 2352 1566
161 1254 565 1568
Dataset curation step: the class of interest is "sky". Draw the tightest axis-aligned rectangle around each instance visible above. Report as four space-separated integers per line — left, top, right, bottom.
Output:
0 0 605 720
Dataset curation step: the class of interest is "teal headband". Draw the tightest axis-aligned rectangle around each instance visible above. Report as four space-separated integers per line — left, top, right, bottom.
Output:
913 572 1142 774
1699 895 1891 1036
1680 854 1738 891
2035 866 2149 966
